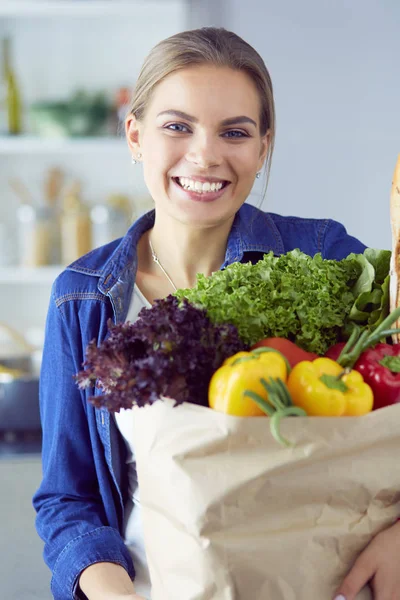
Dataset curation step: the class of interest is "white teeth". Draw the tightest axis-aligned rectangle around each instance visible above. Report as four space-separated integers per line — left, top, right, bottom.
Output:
178 177 225 193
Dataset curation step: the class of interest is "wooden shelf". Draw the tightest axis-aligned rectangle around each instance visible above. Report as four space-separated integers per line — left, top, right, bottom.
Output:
0 266 63 284
0 1 186 18
0 135 128 154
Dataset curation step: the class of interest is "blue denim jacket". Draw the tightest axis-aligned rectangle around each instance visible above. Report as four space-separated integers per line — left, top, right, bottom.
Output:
33 204 366 599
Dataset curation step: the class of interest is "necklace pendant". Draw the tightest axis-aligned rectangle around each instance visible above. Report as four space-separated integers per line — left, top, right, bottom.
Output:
149 238 178 292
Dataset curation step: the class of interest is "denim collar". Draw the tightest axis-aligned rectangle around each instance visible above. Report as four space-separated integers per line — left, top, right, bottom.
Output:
70 203 283 294
222 203 283 266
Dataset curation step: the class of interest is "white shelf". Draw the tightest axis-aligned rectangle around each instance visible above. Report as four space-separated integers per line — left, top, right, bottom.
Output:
0 266 63 284
0 135 128 154
0 1 186 18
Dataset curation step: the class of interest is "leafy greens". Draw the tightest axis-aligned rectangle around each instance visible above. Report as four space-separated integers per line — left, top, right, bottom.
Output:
175 249 391 355
345 248 391 332
76 296 245 411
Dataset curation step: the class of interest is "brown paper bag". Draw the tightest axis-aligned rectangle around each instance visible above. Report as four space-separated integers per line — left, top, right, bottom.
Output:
132 400 400 600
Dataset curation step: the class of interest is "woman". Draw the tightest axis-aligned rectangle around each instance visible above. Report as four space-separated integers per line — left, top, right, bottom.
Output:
33 27 400 600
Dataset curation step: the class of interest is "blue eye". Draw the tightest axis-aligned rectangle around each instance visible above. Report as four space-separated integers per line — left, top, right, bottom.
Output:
223 130 248 138
165 123 190 133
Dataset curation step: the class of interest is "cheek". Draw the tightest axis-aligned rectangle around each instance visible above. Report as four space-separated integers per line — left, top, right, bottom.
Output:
232 152 259 180
227 142 260 167
146 137 184 172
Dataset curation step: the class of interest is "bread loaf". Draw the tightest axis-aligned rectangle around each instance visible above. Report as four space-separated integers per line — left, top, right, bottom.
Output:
389 154 400 341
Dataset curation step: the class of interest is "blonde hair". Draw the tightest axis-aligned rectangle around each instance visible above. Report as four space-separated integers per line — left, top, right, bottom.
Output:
130 27 275 183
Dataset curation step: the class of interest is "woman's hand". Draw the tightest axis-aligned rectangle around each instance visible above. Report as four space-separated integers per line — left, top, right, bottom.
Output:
333 520 400 599
79 562 140 600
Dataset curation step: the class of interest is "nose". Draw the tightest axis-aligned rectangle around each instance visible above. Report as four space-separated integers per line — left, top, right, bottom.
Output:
185 132 222 169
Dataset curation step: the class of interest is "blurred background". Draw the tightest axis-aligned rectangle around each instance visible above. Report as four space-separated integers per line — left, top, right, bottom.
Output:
0 1 398 598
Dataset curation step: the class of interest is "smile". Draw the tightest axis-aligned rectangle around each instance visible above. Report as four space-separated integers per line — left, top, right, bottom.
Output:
174 177 230 194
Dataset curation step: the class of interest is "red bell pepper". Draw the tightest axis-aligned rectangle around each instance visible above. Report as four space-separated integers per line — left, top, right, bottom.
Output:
350 344 400 410
326 341 400 410
325 306 400 410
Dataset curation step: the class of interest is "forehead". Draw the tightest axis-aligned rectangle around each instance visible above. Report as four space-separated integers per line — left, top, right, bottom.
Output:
146 65 261 123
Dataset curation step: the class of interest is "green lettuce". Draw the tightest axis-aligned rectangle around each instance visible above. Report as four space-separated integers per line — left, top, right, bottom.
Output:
175 249 391 355
345 248 391 332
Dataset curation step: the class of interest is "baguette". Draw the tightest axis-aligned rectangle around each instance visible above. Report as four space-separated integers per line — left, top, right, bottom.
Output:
389 154 400 341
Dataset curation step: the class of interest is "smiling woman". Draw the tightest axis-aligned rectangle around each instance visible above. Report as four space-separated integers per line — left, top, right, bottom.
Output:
125 60 275 300
32 27 372 600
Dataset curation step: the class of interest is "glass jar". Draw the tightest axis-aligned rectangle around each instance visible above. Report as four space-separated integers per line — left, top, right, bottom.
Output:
17 204 55 267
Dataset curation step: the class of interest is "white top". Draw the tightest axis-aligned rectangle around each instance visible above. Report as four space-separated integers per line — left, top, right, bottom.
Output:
114 284 152 599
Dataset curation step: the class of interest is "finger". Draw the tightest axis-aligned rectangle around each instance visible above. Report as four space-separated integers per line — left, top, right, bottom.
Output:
333 550 376 600
374 586 397 600
372 572 398 600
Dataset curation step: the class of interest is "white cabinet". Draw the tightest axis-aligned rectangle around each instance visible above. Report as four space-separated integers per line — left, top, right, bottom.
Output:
0 0 197 339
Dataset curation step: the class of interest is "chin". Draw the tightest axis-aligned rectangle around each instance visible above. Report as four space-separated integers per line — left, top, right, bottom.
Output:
173 202 240 229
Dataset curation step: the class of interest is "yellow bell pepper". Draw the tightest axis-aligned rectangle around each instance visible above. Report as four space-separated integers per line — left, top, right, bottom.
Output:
209 348 289 417
209 348 306 446
287 357 373 417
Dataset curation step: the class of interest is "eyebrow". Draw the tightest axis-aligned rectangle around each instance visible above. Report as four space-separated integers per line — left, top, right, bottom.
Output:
157 110 257 128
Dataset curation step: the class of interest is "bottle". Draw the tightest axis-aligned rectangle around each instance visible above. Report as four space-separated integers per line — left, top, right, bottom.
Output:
60 181 92 264
1 37 22 135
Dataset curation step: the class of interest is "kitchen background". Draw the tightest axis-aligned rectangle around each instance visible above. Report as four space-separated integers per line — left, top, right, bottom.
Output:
0 1 398 599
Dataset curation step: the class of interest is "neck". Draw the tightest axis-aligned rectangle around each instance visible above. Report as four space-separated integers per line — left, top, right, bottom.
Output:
145 213 234 290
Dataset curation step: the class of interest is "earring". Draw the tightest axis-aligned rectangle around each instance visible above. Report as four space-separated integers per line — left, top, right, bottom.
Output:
256 172 261 179
131 153 142 164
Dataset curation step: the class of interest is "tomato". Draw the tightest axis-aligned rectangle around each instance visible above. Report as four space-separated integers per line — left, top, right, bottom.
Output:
251 337 319 368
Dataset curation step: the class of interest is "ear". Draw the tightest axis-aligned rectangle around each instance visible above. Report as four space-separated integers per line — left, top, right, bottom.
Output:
125 113 142 158
257 129 271 171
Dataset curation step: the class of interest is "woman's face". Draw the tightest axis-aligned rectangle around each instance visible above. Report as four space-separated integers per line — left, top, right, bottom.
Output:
127 64 269 228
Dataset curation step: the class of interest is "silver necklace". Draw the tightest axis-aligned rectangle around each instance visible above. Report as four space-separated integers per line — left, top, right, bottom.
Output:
149 238 178 292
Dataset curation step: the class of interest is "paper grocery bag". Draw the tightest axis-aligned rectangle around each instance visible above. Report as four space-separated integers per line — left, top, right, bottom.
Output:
132 400 400 600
